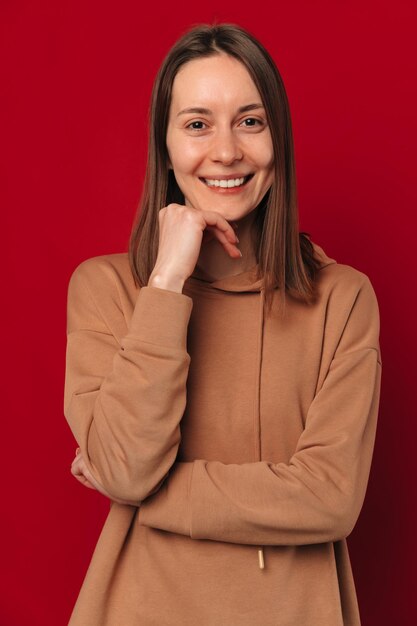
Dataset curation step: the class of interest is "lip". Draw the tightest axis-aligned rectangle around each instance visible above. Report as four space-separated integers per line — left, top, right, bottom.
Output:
199 173 254 193
199 173 254 181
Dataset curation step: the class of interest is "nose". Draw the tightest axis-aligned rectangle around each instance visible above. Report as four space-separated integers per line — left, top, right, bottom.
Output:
209 127 243 165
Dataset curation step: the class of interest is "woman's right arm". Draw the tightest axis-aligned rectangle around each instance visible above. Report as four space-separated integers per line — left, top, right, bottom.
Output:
64 257 193 505
64 204 239 504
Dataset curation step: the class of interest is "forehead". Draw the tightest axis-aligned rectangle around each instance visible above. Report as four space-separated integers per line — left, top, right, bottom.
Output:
170 54 261 111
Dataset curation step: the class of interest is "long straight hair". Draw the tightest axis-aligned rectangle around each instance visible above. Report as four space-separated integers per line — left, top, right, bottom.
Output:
128 23 322 316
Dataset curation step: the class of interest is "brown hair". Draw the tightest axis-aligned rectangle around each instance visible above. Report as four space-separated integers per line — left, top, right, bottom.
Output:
128 22 322 316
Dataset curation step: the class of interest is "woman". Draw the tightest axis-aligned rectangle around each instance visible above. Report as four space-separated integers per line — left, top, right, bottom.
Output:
65 22 382 625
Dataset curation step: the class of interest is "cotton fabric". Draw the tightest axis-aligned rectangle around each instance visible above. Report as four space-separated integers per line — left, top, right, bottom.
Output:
64 241 382 625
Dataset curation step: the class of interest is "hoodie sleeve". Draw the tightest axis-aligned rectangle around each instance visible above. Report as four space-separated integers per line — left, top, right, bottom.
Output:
138 275 382 545
63 258 193 504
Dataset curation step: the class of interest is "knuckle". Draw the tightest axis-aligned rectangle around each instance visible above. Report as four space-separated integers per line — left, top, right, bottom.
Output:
183 209 195 222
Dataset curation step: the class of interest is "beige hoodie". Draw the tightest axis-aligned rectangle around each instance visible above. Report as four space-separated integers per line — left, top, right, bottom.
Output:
64 241 382 625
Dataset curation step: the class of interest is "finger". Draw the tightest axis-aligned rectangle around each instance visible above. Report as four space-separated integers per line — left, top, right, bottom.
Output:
71 454 89 477
204 223 237 241
70 454 139 504
201 211 238 244
71 454 80 469
213 231 242 258
201 227 215 244
205 226 241 257
71 450 82 465
73 457 95 484
71 459 103 492
79 462 110 496
201 215 240 258
81 479 97 491
71 460 83 476
74 473 97 490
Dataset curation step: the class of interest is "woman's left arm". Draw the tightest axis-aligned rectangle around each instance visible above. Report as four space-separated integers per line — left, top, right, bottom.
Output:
138 276 383 546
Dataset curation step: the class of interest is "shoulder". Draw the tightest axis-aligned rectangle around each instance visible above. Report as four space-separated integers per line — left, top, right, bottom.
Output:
68 252 139 305
66 253 138 336
69 252 133 289
316 262 381 359
308 241 381 345
310 239 378 302
316 257 379 309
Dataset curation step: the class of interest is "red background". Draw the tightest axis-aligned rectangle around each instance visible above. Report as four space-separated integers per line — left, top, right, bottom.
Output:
1 1 416 624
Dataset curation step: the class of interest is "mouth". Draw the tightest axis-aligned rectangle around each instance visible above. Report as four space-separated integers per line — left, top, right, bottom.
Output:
199 173 255 190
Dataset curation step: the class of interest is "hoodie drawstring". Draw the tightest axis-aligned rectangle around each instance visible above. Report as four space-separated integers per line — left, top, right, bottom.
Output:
255 287 266 570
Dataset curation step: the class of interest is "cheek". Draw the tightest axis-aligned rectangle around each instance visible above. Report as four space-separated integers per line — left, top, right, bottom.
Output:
167 135 202 175
176 156 199 176
249 135 274 174
256 152 275 178
262 139 275 171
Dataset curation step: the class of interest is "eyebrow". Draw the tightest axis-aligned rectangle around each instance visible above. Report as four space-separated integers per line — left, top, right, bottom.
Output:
177 103 265 117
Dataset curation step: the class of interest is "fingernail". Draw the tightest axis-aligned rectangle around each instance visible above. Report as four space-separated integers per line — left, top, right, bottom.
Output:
236 236 239 243
239 250 243 257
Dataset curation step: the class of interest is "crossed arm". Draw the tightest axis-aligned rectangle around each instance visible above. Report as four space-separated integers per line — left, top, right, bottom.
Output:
66 261 382 547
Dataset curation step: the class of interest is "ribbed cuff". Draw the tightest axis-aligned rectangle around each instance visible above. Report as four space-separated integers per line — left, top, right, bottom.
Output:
123 285 193 350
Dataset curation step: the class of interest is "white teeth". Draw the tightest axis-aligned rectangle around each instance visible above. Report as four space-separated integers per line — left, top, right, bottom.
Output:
204 176 246 188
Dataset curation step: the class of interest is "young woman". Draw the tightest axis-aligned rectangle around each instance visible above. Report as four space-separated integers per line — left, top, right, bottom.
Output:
65 23 382 625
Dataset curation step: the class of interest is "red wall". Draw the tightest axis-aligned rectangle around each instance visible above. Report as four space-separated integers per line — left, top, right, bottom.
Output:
2 1 415 624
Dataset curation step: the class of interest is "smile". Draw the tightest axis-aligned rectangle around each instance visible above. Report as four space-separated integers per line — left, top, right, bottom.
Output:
199 174 254 190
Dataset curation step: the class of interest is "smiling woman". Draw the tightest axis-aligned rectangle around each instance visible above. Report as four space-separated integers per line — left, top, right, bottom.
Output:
164 52 276 278
129 23 325 311
166 55 274 215
64 22 382 626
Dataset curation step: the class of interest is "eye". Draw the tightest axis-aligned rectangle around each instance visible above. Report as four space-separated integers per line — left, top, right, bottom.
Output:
185 117 264 132
186 121 206 131
240 117 263 127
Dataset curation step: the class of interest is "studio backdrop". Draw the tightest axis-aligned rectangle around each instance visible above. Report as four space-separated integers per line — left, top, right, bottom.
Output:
1 1 415 624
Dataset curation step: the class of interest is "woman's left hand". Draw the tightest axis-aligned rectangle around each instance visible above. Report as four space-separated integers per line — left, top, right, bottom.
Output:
71 448 140 507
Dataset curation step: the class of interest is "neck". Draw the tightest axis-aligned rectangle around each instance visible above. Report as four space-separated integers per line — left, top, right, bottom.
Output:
193 208 259 282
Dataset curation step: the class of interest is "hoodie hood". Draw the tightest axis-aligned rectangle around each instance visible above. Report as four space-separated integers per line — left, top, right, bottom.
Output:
186 240 337 569
187 240 336 294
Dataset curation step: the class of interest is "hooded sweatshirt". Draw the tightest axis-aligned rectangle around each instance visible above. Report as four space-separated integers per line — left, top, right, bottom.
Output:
64 241 382 626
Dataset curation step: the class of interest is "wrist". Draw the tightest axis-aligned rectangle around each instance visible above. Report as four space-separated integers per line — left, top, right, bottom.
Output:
147 272 185 293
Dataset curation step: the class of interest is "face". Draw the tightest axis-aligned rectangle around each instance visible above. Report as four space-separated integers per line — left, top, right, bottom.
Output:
166 53 275 222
